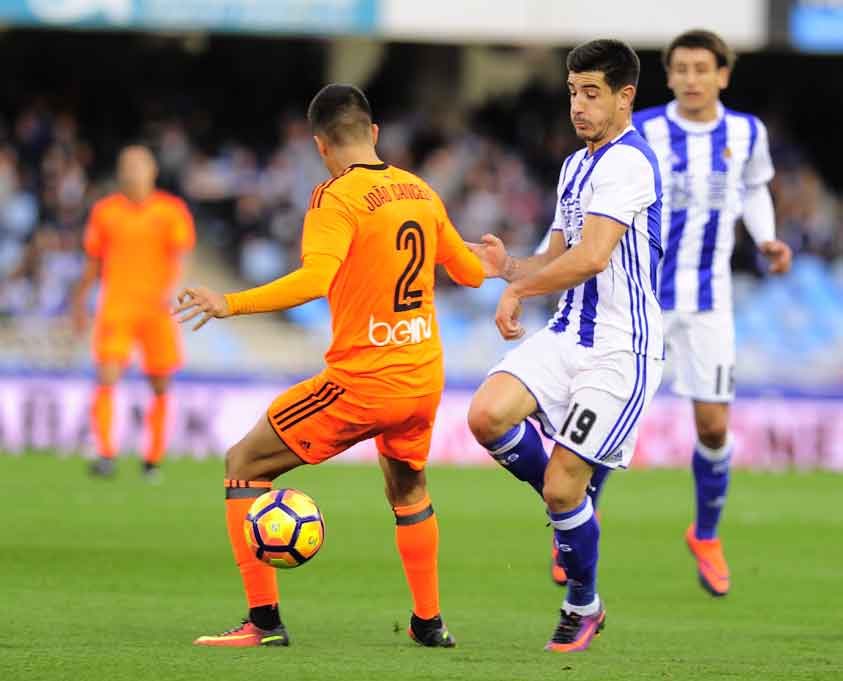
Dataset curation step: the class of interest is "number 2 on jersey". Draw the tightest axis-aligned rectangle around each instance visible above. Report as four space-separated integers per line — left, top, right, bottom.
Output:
394 221 426 312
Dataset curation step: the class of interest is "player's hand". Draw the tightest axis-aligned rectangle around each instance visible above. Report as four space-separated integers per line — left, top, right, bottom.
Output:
173 286 231 331
70 300 88 337
495 286 525 341
759 239 792 275
466 233 509 279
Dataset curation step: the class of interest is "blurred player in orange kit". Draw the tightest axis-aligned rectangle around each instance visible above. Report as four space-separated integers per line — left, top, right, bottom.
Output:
72 145 195 481
174 84 489 648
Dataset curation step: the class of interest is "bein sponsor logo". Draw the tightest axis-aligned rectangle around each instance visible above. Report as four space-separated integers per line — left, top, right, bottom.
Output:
368 314 433 347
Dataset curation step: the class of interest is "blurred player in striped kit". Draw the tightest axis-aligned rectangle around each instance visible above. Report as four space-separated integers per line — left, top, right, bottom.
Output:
591 29 792 597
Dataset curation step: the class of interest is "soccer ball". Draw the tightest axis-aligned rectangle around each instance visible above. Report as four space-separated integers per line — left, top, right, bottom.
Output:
244 489 325 569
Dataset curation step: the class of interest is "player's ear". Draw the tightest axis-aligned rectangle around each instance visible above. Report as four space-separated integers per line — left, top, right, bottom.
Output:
370 123 379 146
618 84 636 113
313 135 328 159
717 66 730 90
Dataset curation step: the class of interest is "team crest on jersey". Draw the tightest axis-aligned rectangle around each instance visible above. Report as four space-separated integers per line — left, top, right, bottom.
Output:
723 147 732 160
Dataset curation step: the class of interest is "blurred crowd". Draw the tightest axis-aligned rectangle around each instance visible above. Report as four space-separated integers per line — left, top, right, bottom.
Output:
0 94 841 324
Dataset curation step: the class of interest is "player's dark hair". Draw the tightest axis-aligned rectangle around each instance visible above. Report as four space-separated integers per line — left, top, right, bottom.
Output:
566 39 640 91
307 84 373 146
663 29 736 70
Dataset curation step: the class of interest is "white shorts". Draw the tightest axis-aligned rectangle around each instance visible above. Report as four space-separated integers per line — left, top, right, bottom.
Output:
489 327 664 469
664 308 735 403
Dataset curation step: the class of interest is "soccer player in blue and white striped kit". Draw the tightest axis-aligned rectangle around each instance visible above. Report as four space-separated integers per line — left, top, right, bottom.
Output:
594 30 792 597
468 39 664 652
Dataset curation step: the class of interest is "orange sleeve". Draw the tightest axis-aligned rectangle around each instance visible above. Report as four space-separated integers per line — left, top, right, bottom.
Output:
301 190 355 262
432 193 485 287
224 253 341 315
83 202 107 258
168 198 196 252
224 188 354 315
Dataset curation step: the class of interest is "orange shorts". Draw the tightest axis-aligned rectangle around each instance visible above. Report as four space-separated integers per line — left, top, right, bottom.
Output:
93 310 182 375
266 371 442 471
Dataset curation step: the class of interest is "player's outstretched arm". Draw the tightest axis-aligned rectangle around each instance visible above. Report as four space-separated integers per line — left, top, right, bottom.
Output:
173 285 231 331
174 253 342 330
70 256 99 336
507 231 567 282
432 188 502 287
436 219 486 287
494 215 625 340
465 233 509 278
466 232 567 282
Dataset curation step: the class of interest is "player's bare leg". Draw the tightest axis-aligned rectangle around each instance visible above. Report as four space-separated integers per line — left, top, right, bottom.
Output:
543 446 605 652
141 373 171 482
379 455 455 648
89 362 122 478
687 400 732 596
224 415 306 482
195 416 306 648
468 373 566 584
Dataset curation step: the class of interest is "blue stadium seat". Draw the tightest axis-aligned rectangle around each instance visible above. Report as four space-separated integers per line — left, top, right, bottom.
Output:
462 277 508 312
286 298 331 328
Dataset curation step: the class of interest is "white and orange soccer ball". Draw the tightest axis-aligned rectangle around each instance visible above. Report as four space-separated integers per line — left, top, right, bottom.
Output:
244 489 325 568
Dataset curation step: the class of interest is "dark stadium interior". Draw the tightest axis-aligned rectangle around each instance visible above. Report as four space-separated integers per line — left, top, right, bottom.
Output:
5 29 843 186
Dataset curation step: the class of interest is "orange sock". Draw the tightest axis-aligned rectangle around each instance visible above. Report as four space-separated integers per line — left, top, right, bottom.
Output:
144 394 168 465
394 493 440 620
91 386 115 458
225 480 279 609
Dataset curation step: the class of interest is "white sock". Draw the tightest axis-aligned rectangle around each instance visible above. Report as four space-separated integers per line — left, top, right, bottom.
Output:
563 595 600 617
696 433 734 462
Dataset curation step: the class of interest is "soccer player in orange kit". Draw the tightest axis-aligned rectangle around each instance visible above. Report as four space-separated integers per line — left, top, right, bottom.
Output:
73 145 195 481
174 85 488 648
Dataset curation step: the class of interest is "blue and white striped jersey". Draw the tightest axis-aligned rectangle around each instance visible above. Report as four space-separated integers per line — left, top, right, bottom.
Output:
547 126 664 361
633 101 774 312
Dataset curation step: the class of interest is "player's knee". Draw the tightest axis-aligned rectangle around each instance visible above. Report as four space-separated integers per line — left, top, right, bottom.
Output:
697 420 728 450
384 479 425 508
542 474 587 513
97 363 121 386
147 375 170 395
542 458 590 512
468 396 512 445
695 403 729 449
382 463 426 507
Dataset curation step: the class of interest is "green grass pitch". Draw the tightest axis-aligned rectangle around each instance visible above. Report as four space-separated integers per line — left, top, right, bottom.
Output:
1 454 840 681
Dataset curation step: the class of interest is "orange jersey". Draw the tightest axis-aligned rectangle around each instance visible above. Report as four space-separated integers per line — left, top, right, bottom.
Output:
301 162 484 397
84 191 195 313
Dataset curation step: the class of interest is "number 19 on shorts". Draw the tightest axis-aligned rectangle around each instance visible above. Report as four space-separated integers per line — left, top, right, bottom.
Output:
558 403 597 445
